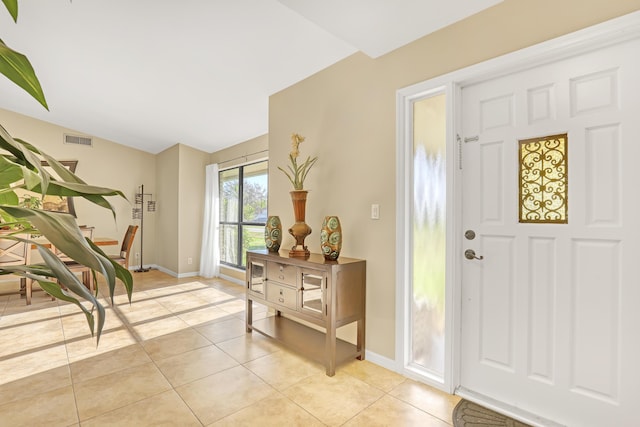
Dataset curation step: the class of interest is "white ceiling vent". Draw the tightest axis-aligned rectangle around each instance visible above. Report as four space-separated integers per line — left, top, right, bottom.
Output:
64 134 93 147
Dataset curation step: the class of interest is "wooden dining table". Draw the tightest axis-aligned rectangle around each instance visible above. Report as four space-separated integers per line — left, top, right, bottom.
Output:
31 236 118 249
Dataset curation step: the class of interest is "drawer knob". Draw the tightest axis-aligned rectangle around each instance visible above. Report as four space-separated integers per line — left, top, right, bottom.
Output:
278 297 285 303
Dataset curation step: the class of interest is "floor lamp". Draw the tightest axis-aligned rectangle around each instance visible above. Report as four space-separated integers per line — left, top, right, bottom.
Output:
132 184 156 273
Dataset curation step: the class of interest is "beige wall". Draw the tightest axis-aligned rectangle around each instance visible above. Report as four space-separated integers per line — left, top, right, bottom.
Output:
0 107 156 268
268 0 640 359
178 144 209 275
156 144 180 273
155 143 209 276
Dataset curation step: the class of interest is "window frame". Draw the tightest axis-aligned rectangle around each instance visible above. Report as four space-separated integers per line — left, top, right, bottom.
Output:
219 160 268 270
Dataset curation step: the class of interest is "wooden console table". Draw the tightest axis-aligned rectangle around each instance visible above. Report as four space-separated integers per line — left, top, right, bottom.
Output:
246 249 366 376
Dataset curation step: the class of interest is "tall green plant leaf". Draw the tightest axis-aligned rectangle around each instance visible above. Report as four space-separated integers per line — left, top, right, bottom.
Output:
1 206 117 285
0 154 24 185
1 235 108 340
0 39 48 110
2 0 18 22
0 134 127 216
35 243 106 341
0 124 51 194
88 239 133 304
40 152 85 183
29 181 125 198
0 0 132 343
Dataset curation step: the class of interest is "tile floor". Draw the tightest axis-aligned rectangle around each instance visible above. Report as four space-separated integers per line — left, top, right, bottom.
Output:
0 270 460 426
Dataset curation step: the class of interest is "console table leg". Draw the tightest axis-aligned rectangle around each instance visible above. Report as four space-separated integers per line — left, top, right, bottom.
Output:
246 298 253 332
326 320 337 376
357 317 365 360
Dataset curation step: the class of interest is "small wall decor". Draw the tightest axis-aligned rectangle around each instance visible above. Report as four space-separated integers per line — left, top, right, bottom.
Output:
320 215 342 260
519 133 568 223
40 160 78 217
264 215 282 252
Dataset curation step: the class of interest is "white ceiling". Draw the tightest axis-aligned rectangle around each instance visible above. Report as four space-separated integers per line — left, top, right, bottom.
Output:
0 0 501 154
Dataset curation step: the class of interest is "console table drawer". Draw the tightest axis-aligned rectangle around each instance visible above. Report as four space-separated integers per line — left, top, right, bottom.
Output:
266 282 297 310
266 261 297 285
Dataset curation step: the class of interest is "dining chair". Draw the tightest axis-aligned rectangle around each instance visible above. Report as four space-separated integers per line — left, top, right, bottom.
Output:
0 233 33 304
110 225 138 268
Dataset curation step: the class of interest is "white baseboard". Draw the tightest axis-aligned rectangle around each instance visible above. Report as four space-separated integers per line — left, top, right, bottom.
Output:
364 350 402 374
144 265 199 278
148 265 174 276
219 273 244 286
177 271 200 278
363 351 451 394
127 263 154 272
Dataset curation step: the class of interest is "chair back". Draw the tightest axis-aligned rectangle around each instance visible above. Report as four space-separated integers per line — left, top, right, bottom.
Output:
119 225 138 266
0 234 30 267
0 233 33 304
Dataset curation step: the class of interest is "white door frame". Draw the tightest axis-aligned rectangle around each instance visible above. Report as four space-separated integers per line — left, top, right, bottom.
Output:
396 10 640 399
395 82 459 391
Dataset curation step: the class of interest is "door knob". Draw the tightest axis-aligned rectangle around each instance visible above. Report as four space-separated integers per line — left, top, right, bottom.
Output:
464 249 484 260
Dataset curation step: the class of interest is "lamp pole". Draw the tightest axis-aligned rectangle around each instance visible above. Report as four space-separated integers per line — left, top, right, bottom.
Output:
135 184 150 272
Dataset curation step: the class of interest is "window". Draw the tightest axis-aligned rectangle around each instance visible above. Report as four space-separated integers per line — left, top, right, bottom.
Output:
219 160 268 269
412 92 446 378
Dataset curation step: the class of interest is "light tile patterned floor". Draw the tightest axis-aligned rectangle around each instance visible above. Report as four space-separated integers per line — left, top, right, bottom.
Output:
0 270 459 426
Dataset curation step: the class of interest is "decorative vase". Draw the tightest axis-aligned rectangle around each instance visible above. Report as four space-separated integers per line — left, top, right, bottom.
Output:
264 216 282 252
288 190 312 257
320 215 342 260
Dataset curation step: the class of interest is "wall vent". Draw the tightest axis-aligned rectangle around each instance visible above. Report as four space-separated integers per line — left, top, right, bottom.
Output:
64 134 93 147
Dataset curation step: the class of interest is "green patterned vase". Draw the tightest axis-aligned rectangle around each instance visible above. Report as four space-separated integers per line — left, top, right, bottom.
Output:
265 216 282 252
320 216 342 260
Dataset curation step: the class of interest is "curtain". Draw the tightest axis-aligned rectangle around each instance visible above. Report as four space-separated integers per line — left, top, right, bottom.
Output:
199 163 220 277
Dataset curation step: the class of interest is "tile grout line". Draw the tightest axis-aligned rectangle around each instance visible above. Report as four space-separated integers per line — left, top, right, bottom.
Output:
58 300 84 426
142 323 209 426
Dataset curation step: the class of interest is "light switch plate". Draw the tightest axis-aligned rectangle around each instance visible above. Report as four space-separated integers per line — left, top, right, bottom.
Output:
371 204 380 219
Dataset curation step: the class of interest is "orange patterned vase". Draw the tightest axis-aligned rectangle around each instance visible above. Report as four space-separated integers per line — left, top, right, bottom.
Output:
288 190 311 257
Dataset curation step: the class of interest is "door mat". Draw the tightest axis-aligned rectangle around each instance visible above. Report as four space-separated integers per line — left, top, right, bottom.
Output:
453 399 532 427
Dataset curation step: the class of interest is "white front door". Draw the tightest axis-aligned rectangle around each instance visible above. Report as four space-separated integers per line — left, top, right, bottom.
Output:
460 37 640 426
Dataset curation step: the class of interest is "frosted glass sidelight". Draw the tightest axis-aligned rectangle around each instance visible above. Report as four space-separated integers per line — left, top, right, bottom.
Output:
411 93 446 377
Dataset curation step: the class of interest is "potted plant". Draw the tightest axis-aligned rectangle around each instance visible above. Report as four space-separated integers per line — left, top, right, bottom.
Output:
0 0 132 342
